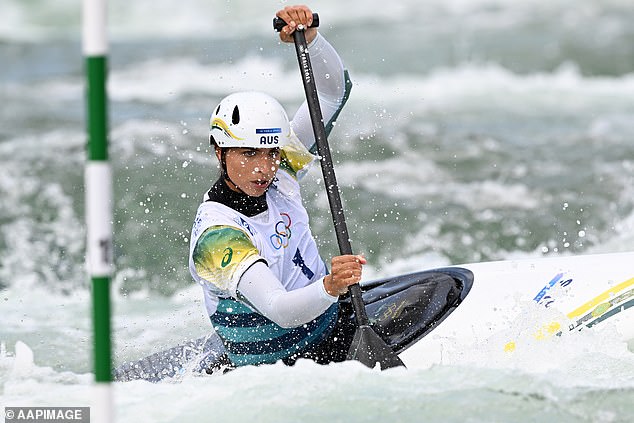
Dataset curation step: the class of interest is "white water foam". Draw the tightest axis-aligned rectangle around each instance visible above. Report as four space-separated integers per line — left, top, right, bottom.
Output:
2 284 632 422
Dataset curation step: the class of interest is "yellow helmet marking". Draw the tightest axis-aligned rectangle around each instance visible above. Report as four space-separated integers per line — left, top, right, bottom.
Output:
211 118 244 141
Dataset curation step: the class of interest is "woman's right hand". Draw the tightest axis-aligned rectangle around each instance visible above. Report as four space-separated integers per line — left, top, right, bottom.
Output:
276 5 318 44
323 254 367 297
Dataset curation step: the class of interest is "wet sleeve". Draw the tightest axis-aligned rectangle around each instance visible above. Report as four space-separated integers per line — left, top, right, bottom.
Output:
192 225 264 297
237 261 338 329
290 33 352 152
278 136 317 179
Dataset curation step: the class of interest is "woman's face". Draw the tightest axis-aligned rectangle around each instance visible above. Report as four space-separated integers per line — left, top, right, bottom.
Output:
217 147 281 197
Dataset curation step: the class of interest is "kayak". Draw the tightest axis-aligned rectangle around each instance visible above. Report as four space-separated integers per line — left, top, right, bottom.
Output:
114 251 634 381
115 267 473 381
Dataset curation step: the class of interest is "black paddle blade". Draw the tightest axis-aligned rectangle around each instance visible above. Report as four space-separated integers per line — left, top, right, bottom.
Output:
346 325 406 370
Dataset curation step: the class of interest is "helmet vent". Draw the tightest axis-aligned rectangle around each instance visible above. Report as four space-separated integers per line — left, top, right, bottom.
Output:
232 105 240 125
215 104 221 114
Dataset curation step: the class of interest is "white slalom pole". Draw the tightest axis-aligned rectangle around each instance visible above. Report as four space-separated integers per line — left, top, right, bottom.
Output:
83 0 114 422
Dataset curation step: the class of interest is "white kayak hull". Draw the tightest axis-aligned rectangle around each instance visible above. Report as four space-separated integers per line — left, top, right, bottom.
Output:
400 251 634 367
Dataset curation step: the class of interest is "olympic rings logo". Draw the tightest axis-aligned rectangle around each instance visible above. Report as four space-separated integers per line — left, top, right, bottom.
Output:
270 212 292 250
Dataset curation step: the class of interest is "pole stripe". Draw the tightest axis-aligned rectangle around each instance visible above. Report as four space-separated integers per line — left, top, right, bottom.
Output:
93 383 114 423
83 0 108 56
92 276 113 381
84 1 113 420
86 56 108 161
85 163 113 276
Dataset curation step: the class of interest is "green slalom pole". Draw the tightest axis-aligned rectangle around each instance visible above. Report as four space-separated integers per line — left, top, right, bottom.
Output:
83 0 114 422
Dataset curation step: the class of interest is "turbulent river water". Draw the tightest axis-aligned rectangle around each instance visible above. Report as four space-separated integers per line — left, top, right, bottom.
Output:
2 0 634 421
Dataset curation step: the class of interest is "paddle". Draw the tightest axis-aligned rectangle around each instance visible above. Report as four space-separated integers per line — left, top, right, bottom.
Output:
274 14 405 370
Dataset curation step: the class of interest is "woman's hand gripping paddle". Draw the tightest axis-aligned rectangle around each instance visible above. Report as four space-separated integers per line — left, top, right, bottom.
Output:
274 15 405 370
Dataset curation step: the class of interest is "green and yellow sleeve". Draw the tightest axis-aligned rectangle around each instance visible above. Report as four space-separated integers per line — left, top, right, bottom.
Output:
279 136 317 179
192 225 263 294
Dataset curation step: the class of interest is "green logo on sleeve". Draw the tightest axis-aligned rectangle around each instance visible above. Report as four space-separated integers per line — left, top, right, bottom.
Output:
221 247 233 267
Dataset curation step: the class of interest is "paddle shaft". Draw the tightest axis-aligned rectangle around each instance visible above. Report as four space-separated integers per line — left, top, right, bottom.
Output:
287 26 370 327
274 15 405 370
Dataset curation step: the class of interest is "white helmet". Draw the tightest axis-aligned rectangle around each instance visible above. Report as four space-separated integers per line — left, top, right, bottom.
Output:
209 91 292 149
